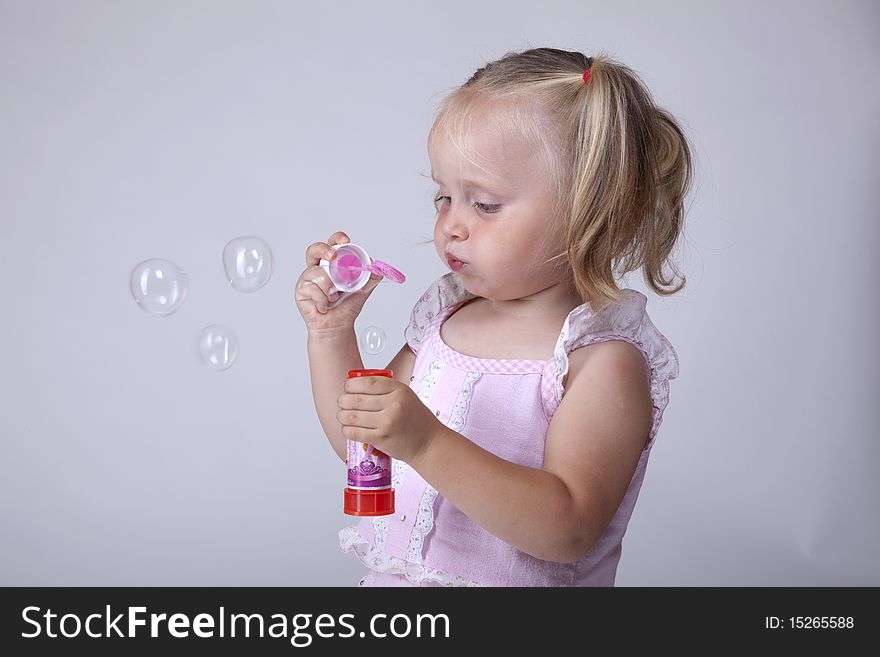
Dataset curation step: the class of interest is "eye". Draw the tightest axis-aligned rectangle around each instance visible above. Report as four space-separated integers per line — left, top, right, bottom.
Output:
433 195 501 214
475 202 502 214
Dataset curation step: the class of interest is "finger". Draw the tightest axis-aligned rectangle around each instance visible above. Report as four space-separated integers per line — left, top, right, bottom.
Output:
305 241 337 267
362 273 383 292
295 280 333 314
327 231 350 248
338 392 383 412
342 425 373 443
296 275 341 314
344 376 395 393
305 232 350 267
298 267 339 303
337 408 380 430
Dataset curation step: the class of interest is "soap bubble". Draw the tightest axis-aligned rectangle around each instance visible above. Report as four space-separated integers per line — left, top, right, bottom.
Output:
360 326 386 355
223 236 273 292
199 324 239 370
130 258 189 316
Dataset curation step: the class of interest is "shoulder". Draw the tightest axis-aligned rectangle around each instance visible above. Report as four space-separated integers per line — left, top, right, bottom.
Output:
563 339 651 410
554 288 651 391
559 341 654 452
544 288 679 417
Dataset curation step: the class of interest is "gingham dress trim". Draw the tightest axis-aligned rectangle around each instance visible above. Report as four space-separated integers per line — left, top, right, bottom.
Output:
431 303 549 374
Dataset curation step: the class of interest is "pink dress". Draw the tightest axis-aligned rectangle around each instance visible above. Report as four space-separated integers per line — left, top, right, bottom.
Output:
339 271 680 586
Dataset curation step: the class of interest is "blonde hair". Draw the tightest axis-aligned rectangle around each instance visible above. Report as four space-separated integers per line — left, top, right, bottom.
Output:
422 47 694 310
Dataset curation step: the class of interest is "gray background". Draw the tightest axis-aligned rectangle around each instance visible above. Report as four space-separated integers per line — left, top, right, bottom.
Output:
1 0 877 586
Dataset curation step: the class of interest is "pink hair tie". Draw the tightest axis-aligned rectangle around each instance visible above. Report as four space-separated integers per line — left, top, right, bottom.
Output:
582 68 592 84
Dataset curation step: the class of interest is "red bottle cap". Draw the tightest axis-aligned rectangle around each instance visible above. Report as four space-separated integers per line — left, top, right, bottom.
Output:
344 369 395 516
347 369 394 379
344 486 395 516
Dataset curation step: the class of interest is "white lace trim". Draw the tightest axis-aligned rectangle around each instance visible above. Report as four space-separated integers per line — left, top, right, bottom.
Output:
371 516 389 552
372 458 409 552
549 289 680 424
339 526 483 587
405 485 438 563
449 371 481 431
416 357 444 402
397 355 449 563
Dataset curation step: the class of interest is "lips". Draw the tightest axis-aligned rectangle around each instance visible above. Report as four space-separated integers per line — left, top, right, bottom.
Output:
445 252 467 272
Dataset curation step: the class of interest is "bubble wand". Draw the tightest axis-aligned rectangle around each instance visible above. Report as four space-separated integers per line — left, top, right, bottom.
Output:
318 242 405 310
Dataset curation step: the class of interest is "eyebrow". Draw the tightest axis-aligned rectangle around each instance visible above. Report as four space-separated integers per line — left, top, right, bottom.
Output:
431 172 501 190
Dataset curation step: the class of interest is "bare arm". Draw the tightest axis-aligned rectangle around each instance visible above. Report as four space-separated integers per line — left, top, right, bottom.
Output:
307 329 365 462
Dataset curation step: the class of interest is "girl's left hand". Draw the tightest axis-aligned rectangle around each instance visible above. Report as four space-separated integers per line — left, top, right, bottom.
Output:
337 375 444 464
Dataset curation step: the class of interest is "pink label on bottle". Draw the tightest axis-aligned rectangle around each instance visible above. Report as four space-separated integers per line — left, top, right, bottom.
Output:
346 439 391 489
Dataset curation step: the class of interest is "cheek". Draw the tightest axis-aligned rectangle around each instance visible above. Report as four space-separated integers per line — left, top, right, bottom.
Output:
433 221 448 248
433 225 444 254
482 229 549 280
475 227 514 264
513 222 557 261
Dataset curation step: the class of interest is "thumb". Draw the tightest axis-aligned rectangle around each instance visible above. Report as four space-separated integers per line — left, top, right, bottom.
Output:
361 273 383 295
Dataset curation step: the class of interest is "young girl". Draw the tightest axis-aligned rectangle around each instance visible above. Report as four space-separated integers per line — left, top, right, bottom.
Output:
295 48 691 586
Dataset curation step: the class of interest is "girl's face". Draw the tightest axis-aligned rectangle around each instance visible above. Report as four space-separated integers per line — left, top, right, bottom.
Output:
429 120 567 302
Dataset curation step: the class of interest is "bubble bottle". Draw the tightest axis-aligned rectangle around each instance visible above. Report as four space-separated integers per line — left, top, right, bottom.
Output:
343 369 396 516
319 242 405 309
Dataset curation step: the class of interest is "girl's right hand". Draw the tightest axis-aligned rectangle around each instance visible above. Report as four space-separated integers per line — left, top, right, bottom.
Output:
294 231 383 338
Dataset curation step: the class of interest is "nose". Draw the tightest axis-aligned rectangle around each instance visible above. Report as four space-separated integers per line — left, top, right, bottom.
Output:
438 201 469 241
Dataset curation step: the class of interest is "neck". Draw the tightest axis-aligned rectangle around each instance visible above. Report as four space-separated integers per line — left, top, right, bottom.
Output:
481 279 583 322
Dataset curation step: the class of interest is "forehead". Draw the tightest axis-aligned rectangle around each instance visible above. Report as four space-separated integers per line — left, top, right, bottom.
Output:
428 102 541 188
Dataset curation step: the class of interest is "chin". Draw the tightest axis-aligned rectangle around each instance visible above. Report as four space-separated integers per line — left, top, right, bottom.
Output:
455 275 483 298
